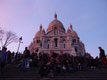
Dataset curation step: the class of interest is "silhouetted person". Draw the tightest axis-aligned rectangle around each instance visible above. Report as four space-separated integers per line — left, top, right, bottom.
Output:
0 47 8 73
99 47 105 58
23 47 30 71
98 46 107 67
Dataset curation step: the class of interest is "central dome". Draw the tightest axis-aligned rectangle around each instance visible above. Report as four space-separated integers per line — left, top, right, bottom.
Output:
47 13 65 33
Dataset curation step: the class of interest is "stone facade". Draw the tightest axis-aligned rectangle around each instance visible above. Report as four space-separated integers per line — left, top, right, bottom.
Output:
29 13 86 56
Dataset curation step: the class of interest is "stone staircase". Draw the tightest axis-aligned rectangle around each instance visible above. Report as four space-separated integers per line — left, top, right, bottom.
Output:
0 64 107 80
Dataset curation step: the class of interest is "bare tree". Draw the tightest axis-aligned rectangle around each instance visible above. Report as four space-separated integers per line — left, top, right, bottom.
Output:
0 28 4 47
3 31 18 47
0 27 18 48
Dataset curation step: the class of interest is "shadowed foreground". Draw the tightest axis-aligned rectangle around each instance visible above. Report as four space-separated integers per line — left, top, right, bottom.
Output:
0 64 107 80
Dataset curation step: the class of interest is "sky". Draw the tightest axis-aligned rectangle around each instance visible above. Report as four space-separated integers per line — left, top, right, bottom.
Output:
0 0 107 57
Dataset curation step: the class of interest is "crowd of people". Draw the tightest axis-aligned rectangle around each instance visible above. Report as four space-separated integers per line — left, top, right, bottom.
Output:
0 46 107 77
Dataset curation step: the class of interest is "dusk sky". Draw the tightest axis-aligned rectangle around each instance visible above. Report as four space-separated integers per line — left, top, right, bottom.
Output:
0 0 107 57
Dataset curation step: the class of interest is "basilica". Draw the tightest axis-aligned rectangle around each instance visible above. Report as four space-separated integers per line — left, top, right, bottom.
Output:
29 13 86 56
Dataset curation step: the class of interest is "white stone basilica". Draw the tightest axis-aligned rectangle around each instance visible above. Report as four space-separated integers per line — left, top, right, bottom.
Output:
29 13 86 56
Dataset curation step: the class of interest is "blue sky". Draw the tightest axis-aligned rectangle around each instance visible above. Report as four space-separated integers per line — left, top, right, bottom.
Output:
0 0 107 57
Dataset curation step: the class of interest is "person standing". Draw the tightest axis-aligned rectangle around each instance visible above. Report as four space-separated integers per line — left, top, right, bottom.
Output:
0 47 8 73
23 47 30 71
98 46 107 67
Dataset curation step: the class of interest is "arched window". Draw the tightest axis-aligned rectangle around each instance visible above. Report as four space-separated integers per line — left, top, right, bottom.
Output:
72 39 76 43
72 39 76 46
54 38 58 47
64 44 65 48
40 40 42 47
75 47 78 52
47 44 49 48
47 39 50 48
54 27 57 34
37 40 40 43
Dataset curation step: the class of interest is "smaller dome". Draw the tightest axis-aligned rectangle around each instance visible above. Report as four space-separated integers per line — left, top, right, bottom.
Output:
34 31 41 38
71 30 78 37
35 24 44 38
69 24 78 37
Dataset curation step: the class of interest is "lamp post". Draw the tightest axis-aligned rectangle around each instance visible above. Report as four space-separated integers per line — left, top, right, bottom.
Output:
17 37 22 53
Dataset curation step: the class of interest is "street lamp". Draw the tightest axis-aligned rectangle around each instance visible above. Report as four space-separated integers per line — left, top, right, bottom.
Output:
17 36 22 53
